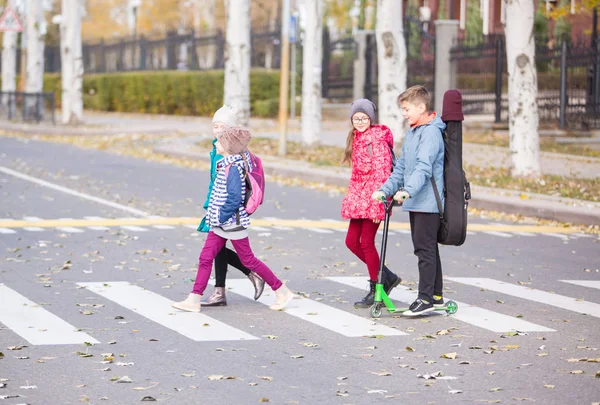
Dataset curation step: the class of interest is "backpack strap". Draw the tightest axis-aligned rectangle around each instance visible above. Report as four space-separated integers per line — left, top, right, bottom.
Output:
430 177 444 220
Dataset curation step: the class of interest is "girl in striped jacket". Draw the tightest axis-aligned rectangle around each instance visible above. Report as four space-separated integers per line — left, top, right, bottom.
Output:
172 127 294 313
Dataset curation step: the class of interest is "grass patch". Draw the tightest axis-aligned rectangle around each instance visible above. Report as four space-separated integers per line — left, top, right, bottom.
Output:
199 136 600 202
464 131 600 158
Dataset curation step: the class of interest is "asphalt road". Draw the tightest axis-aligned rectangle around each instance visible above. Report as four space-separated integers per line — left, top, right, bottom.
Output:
1 136 599 405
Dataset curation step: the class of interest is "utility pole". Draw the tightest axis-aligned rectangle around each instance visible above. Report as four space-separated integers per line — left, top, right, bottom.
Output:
277 0 290 156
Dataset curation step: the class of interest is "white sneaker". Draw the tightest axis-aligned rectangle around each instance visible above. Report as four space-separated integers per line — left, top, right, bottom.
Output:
172 293 201 312
269 284 294 311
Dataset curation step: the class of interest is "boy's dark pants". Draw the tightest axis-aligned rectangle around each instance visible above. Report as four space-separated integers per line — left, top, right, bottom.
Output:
409 212 443 302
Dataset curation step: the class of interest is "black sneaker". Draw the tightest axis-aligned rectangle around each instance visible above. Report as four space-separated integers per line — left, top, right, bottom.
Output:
403 299 434 316
433 297 444 308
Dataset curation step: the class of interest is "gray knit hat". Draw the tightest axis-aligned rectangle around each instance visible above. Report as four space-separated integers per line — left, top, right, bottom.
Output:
213 105 238 127
350 98 376 123
217 126 252 155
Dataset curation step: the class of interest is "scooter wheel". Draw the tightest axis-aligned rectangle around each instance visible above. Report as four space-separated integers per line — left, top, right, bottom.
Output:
370 303 383 318
445 300 458 314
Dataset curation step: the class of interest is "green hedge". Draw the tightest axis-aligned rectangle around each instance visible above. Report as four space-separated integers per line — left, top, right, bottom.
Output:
10 70 286 117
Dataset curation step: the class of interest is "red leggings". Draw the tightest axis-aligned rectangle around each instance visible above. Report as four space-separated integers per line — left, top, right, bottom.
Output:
345 219 382 281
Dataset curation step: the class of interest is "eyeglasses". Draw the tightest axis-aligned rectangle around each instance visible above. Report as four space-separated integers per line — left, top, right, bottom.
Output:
352 117 370 124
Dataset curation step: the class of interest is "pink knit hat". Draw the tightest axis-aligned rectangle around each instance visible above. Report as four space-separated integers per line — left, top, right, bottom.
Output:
217 127 252 155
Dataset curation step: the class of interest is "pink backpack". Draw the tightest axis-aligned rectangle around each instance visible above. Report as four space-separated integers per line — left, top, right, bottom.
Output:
224 153 265 215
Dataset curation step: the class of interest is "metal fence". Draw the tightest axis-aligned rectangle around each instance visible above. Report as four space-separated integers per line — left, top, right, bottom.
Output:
450 33 600 129
0 92 56 124
34 27 281 74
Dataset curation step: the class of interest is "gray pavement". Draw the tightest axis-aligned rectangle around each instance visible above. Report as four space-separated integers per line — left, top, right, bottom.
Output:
1 135 599 405
1 111 599 227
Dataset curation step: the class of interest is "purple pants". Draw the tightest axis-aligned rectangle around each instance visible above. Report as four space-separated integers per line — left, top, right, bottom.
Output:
192 231 283 295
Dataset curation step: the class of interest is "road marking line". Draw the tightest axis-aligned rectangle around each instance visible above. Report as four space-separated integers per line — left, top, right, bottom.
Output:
83 217 110 230
0 228 17 234
306 228 334 234
56 227 85 233
560 280 600 291
482 231 513 238
250 226 271 231
0 284 100 345
226 279 406 337
121 226 148 232
24 227 44 232
78 282 258 342
272 226 293 231
0 217 585 234
514 232 535 237
545 233 569 240
152 225 175 230
0 166 150 217
447 277 600 319
327 277 554 333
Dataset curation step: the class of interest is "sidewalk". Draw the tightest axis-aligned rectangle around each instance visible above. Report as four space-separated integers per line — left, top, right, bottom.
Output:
1 110 599 226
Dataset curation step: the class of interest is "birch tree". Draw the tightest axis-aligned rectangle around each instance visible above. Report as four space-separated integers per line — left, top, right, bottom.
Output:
194 0 217 68
60 0 84 124
223 0 250 126
25 0 45 116
301 0 323 145
376 0 407 143
1 0 19 105
503 0 540 177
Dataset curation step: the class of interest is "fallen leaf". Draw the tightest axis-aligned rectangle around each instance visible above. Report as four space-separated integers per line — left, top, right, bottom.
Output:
441 352 457 360
405 346 415 352
448 390 462 394
114 376 132 383
260 398 269 403
258 376 273 381
182 372 196 377
290 355 304 359
7 345 27 351
570 370 584 374
263 335 278 340
544 384 555 389
141 397 156 402
489 387 502 392
370 370 392 376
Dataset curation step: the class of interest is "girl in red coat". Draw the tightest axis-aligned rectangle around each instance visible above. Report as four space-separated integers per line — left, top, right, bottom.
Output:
341 98 402 308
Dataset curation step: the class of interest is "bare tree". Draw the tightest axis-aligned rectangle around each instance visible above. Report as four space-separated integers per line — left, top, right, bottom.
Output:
25 0 45 117
223 0 250 126
503 0 540 177
301 0 323 145
1 0 19 105
376 0 407 142
60 0 84 124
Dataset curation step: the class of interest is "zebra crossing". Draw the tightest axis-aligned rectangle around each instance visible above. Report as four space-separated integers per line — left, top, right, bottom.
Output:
0 216 595 239
1 276 599 346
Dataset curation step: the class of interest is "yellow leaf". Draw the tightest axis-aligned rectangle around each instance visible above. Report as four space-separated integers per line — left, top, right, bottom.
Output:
544 384 555 389
570 370 584 374
441 352 457 359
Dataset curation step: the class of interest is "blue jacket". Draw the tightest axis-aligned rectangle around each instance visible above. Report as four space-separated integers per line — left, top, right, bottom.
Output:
198 139 223 232
379 115 446 213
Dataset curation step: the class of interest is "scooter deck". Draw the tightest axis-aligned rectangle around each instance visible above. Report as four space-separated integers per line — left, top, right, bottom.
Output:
370 302 458 318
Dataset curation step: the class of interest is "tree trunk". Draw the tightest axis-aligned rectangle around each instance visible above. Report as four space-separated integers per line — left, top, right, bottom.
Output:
195 0 216 69
60 0 84 125
25 0 45 118
224 0 250 126
376 0 407 143
301 0 323 145
1 0 18 106
503 0 540 177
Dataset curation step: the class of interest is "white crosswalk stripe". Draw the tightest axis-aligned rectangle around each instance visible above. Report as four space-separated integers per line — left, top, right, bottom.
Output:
0 227 16 234
226 279 406 337
84 216 110 231
327 277 554 333
305 227 335 234
560 280 600 291
120 225 148 232
447 277 600 319
482 231 513 238
0 284 99 345
78 282 258 341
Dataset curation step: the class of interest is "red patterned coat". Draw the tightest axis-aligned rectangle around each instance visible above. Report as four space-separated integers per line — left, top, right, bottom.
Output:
341 124 394 221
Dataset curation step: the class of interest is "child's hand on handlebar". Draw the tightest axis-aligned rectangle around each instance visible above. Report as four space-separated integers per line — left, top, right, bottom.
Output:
393 190 410 202
371 191 386 202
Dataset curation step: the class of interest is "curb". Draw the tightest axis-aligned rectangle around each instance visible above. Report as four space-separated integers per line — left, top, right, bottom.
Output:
153 139 600 227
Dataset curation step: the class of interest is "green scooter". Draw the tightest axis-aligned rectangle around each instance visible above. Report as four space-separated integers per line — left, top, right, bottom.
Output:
369 199 458 318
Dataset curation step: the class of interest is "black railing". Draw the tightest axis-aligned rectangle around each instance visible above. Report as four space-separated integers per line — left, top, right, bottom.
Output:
0 92 56 124
32 27 281 74
450 33 600 129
